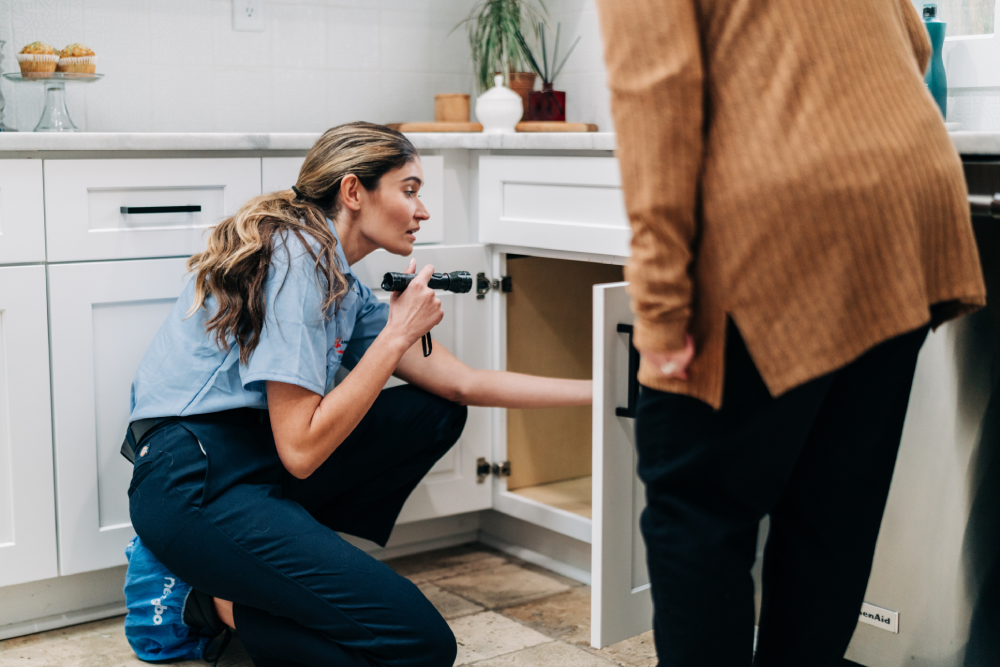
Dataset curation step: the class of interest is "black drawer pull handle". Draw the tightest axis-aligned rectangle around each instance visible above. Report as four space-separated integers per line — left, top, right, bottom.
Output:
120 205 202 214
615 323 640 419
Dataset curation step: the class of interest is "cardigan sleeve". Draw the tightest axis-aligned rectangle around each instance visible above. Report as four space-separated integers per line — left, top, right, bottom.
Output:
594 0 705 353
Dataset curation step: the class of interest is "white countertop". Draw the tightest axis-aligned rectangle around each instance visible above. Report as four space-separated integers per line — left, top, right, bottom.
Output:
0 131 617 152
1 130 998 155
947 131 1000 156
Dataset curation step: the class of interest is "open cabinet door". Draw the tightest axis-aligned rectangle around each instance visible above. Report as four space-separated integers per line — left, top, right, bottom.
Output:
592 282 654 647
351 245 494 525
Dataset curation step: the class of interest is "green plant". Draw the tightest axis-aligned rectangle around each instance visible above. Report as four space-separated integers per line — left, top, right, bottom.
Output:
517 21 580 86
456 0 548 92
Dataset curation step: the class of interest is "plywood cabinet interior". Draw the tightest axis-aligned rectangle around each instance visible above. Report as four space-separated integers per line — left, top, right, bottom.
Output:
505 256 623 518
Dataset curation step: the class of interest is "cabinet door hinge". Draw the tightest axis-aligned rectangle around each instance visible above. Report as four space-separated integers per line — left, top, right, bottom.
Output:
475 273 512 299
476 457 511 483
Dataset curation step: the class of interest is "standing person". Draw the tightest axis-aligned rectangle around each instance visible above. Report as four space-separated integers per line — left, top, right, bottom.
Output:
594 1 986 666
124 122 591 667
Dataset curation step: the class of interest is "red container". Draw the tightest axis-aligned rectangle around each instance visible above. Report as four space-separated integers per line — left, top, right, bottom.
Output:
528 83 566 122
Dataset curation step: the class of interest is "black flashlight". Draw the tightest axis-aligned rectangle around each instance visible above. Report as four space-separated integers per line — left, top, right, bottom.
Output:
381 271 473 294
380 270 474 357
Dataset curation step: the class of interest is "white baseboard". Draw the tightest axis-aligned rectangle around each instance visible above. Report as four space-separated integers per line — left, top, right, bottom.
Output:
0 602 127 641
0 564 127 634
341 511 483 561
478 510 591 585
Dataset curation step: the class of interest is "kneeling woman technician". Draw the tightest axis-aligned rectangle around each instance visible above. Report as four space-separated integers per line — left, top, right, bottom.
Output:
125 122 590 666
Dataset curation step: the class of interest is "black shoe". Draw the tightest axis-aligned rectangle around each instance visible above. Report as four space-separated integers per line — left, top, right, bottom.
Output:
183 589 232 665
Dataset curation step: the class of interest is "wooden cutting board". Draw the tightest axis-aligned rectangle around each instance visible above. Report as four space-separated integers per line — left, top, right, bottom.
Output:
515 121 599 132
387 122 482 132
387 121 599 132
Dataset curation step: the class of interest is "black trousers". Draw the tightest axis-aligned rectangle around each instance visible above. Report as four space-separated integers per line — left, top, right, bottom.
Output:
129 385 467 667
635 322 928 667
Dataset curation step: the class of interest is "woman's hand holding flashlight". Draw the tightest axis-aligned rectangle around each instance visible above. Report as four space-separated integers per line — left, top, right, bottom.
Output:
385 259 443 348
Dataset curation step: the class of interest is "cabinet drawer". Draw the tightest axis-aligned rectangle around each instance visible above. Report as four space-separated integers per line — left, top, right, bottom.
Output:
262 155 445 245
44 158 262 262
478 156 630 257
0 160 45 265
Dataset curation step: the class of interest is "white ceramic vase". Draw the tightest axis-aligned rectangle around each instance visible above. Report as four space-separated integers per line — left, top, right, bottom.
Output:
475 74 522 134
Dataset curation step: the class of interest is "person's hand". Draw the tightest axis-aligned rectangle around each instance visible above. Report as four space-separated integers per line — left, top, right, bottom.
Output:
639 333 695 380
386 259 443 347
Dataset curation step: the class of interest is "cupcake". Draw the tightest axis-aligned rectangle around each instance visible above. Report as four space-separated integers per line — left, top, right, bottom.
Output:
16 42 59 77
56 43 97 74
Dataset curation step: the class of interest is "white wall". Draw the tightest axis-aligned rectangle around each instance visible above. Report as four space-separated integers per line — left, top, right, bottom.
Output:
0 0 614 134
540 0 613 132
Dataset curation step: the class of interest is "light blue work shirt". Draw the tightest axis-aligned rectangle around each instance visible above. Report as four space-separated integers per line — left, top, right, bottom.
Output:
129 221 389 421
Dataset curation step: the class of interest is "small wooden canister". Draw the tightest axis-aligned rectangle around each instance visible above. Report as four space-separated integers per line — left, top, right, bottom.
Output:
435 94 470 122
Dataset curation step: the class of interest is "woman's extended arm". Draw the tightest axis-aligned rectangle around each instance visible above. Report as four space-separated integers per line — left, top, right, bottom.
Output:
393 341 591 408
267 264 441 479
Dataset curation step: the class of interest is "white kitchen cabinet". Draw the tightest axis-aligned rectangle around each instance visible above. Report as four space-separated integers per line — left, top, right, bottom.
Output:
0 266 57 587
0 160 45 265
479 253 651 648
0 146 653 649
591 282 653 647
351 245 494 524
478 156 631 257
48 258 190 575
44 159 261 262
262 155 445 244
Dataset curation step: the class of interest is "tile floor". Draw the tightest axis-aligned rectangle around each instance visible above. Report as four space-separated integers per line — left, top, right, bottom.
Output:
0 544 656 667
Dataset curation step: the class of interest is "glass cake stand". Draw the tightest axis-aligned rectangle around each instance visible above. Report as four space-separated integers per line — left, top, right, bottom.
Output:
2 72 103 132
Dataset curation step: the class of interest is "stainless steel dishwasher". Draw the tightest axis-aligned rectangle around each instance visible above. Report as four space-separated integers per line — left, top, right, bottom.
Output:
835 160 1000 667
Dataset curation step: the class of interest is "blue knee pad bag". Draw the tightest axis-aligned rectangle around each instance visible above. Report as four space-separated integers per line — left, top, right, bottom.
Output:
124 536 229 663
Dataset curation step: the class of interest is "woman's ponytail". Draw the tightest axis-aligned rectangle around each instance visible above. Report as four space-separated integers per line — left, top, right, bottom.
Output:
186 122 418 365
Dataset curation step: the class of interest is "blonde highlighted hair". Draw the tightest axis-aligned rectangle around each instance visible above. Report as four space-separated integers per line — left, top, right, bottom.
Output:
186 121 418 364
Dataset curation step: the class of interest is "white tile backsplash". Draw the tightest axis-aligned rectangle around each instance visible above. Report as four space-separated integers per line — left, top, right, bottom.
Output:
327 69 381 126
0 0 614 133
151 66 214 133
270 3 326 69
213 67 272 132
947 88 1000 131
271 67 328 132
379 8 430 74
327 6 379 71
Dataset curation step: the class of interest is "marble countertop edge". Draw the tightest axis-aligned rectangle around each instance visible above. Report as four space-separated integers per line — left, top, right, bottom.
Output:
0 131 618 152
0 130 998 155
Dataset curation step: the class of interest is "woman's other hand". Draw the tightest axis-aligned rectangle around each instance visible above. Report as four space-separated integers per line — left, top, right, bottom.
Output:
386 259 443 347
640 333 696 380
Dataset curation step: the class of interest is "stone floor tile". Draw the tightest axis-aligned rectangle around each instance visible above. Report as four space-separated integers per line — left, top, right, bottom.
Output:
450 611 552 665
0 616 194 667
388 545 510 585
0 616 253 667
436 563 572 609
418 582 485 620
596 630 657 667
472 640 617 666
500 587 591 645
516 562 585 589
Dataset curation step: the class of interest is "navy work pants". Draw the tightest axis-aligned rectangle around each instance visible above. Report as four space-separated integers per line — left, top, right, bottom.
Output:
635 322 928 667
128 385 468 667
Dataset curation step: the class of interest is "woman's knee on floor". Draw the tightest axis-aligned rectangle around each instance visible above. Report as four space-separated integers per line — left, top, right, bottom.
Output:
407 607 457 667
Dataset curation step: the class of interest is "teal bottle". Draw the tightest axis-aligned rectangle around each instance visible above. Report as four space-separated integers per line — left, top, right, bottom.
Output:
923 4 948 118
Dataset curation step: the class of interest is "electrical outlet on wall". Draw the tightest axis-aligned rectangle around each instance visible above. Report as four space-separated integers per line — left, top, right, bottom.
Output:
233 0 265 32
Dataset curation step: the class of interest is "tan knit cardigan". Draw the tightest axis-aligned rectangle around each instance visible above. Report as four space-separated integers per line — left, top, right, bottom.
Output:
594 0 986 408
